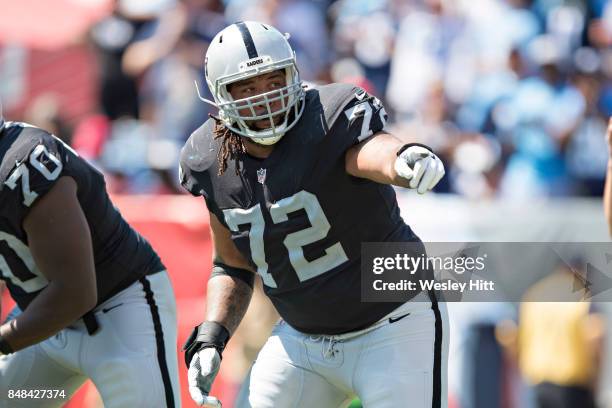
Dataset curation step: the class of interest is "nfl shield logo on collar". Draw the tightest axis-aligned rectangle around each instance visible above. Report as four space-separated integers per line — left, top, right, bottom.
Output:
257 168 267 184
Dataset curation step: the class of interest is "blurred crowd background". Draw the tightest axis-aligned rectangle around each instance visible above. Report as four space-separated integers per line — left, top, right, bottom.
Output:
2 0 612 407
2 0 612 199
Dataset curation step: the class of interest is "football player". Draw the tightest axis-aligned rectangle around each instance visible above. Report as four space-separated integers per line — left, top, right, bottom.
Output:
0 118 180 407
180 21 449 408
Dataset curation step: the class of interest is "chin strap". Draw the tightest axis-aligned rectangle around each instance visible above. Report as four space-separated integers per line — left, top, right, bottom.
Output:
207 113 222 122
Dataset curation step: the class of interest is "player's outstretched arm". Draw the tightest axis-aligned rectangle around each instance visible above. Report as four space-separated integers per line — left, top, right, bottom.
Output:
183 212 255 407
604 118 612 236
0 176 97 353
346 131 445 193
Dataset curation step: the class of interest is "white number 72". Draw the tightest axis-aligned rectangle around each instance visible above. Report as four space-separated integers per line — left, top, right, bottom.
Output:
223 191 348 288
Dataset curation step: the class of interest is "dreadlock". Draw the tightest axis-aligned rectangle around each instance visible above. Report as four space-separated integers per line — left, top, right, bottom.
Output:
210 114 247 176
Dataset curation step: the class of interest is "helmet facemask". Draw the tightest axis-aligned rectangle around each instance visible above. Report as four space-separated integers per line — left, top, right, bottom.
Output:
199 21 306 145
209 59 304 145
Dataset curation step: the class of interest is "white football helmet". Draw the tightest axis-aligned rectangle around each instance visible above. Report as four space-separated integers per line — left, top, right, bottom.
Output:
198 21 305 145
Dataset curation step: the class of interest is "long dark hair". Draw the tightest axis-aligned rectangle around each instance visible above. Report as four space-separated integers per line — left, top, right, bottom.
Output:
210 114 246 176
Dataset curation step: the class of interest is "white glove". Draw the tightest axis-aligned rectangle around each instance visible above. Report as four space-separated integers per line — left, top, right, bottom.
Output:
394 144 445 194
188 347 223 407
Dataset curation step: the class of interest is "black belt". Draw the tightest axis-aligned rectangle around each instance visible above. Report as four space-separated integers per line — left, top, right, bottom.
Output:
81 311 100 335
81 269 166 336
80 269 165 336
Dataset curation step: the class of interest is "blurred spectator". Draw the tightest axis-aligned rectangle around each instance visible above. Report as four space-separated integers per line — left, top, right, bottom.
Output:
23 93 72 145
225 0 331 81
5 0 612 197
451 303 516 408
603 117 612 235
386 0 463 118
330 0 395 94
565 54 609 196
498 264 606 408
90 0 185 120
497 35 586 199
140 0 225 142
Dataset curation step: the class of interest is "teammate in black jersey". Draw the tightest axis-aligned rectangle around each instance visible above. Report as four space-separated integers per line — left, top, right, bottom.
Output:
180 21 449 408
0 120 180 407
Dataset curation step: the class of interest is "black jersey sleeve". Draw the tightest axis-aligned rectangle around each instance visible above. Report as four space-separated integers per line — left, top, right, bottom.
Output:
178 158 202 197
338 87 388 144
0 127 76 223
316 84 389 157
178 119 231 226
179 119 218 199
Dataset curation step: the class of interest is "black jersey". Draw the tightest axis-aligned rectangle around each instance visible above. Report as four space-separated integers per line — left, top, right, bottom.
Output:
0 122 164 311
180 83 422 334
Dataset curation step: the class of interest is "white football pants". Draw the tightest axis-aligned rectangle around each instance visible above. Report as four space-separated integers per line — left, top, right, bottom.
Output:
236 291 449 408
0 271 180 408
